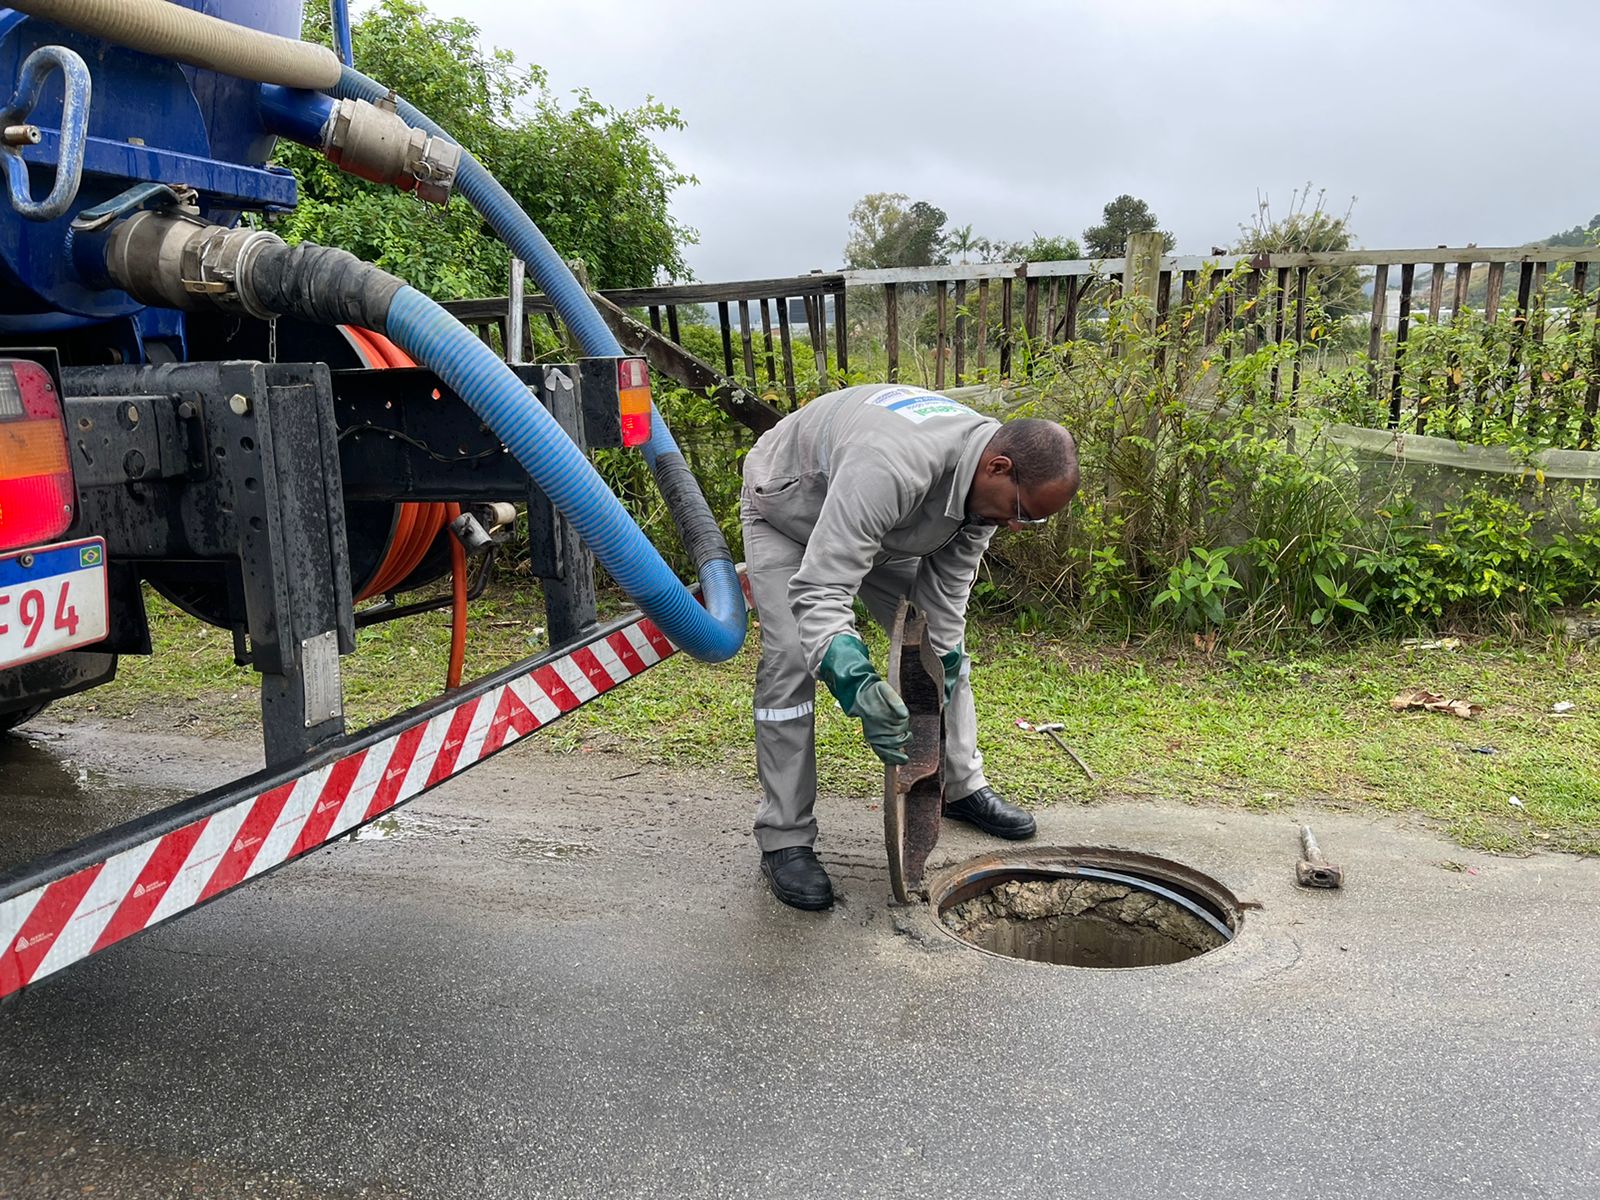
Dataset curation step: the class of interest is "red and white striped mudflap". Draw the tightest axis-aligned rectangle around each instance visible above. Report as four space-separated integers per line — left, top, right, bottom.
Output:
0 610 683 1000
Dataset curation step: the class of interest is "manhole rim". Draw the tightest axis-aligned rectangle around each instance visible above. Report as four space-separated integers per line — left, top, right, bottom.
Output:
923 844 1247 970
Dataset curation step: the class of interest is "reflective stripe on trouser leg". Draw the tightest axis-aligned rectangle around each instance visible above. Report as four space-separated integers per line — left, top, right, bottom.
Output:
856 559 987 800
742 498 821 852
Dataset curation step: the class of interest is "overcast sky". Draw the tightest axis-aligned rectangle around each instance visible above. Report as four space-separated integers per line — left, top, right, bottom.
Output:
413 0 1597 282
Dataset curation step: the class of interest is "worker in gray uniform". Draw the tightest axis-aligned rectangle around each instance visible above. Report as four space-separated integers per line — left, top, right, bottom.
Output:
740 383 1080 909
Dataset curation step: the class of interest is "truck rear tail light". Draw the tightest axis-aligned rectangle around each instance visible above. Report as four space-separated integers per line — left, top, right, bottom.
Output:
617 357 652 448
0 359 75 553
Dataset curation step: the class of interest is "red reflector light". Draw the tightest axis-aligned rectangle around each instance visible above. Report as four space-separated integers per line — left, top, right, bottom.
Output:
0 359 74 553
617 357 652 448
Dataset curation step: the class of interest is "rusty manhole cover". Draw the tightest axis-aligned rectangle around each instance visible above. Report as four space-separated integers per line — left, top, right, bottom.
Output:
882 599 945 903
925 847 1241 968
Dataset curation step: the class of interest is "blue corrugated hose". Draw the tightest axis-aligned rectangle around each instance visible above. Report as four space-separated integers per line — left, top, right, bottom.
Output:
330 69 620 368
384 286 746 663
329 0 354 68
329 67 747 663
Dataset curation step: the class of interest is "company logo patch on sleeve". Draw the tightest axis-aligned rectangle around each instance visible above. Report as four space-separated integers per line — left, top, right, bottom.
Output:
865 387 976 424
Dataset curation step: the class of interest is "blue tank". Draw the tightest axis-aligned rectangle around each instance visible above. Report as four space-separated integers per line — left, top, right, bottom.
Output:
0 1 307 332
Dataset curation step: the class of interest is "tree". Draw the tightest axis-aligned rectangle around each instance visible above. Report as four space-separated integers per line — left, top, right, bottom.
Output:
994 233 1082 262
843 193 949 269
946 227 1080 264
272 0 696 299
1233 186 1363 319
947 223 980 264
1545 214 1600 247
1082 195 1174 258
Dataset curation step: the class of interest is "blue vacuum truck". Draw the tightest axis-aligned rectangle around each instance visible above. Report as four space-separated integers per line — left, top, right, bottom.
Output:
0 0 748 1000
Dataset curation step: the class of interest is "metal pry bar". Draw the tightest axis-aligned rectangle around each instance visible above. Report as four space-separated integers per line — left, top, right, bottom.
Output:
1296 824 1344 889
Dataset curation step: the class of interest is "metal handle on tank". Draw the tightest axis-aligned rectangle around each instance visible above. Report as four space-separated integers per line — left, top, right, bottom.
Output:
0 44 90 222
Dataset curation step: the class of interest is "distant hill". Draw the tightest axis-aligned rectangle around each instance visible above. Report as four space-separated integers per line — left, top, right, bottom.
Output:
1406 239 1596 312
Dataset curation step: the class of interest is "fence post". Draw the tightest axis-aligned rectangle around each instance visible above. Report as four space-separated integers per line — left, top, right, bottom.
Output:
1109 232 1165 550
560 258 592 360
506 257 526 364
1123 232 1163 338
1121 231 1164 384
885 283 899 383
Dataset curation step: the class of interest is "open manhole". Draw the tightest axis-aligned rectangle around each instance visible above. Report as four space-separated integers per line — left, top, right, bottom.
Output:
926 847 1241 968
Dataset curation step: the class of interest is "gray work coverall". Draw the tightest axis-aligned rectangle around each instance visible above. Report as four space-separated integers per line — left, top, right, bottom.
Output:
740 384 1000 852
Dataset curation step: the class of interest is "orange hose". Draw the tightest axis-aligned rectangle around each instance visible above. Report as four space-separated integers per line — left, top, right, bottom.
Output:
357 503 414 602
369 501 436 596
340 326 470 691
443 502 467 688
346 328 450 602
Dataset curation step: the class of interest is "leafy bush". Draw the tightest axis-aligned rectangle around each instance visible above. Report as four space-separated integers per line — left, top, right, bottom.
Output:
1304 281 1600 453
1153 547 1242 629
987 266 1600 636
276 1 695 297
552 264 1600 643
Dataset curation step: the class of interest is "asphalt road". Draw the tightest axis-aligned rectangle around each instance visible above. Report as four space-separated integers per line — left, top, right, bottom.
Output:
2 720 1596 1199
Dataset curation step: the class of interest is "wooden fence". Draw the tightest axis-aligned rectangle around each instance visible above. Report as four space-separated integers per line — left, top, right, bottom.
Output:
442 243 1600 445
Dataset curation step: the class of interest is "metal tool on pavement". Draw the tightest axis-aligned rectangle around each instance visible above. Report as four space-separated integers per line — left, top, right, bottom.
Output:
1296 824 1343 889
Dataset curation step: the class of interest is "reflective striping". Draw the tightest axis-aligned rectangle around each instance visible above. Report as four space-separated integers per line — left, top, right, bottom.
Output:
588 637 633 686
552 655 598 703
0 892 39 969
196 784 294 903
755 701 814 722
605 630 647 677
250 766 334 881
482 685 533 757
638 619 674 660
330 746 388 839
570 646 617 695
150 807 249 924
292 752 370 855
426 698 482 789
365 723 427 820
3 869 102 993
33 840 158 981
515 676 561 726
93 821 208 953
621 622 660 667
397 712 451 802
456 689 498 769
533 664 579 712
0 604 694 1000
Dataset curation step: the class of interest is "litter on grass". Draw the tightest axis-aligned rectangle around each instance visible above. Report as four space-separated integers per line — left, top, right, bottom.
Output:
1390 687 1483 720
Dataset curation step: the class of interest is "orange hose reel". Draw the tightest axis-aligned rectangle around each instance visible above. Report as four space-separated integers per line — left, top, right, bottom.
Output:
342 326 470 689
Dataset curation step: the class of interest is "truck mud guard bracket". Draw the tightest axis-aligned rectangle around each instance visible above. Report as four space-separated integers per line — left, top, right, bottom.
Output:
0 599 705 1001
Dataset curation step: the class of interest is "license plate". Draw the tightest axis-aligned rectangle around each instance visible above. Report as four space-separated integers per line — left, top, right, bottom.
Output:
0 537 109 670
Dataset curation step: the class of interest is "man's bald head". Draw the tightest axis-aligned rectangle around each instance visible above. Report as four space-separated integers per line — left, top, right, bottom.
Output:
966 419 1080 528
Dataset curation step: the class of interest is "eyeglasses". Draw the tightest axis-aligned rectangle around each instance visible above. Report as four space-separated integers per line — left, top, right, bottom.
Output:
1011 466 1050 527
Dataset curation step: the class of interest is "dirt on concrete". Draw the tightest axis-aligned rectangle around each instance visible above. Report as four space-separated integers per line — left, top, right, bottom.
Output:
941 876 1225 966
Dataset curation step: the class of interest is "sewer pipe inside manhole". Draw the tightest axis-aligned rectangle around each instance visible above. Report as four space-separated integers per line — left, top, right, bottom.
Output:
926 847 1242 968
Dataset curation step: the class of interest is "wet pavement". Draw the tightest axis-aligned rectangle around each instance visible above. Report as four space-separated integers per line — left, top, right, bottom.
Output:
1 719 1597 1199
0 727 198 874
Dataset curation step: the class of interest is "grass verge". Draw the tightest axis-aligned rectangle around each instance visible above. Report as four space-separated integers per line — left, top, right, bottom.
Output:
53 584 1600 855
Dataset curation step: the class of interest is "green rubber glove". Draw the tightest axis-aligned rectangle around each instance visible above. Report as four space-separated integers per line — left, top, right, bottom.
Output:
818 633 911 765
938 645 967 706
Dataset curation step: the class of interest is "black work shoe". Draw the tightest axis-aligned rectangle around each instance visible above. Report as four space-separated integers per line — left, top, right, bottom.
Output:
944 786 1037 840
760 846 835 910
